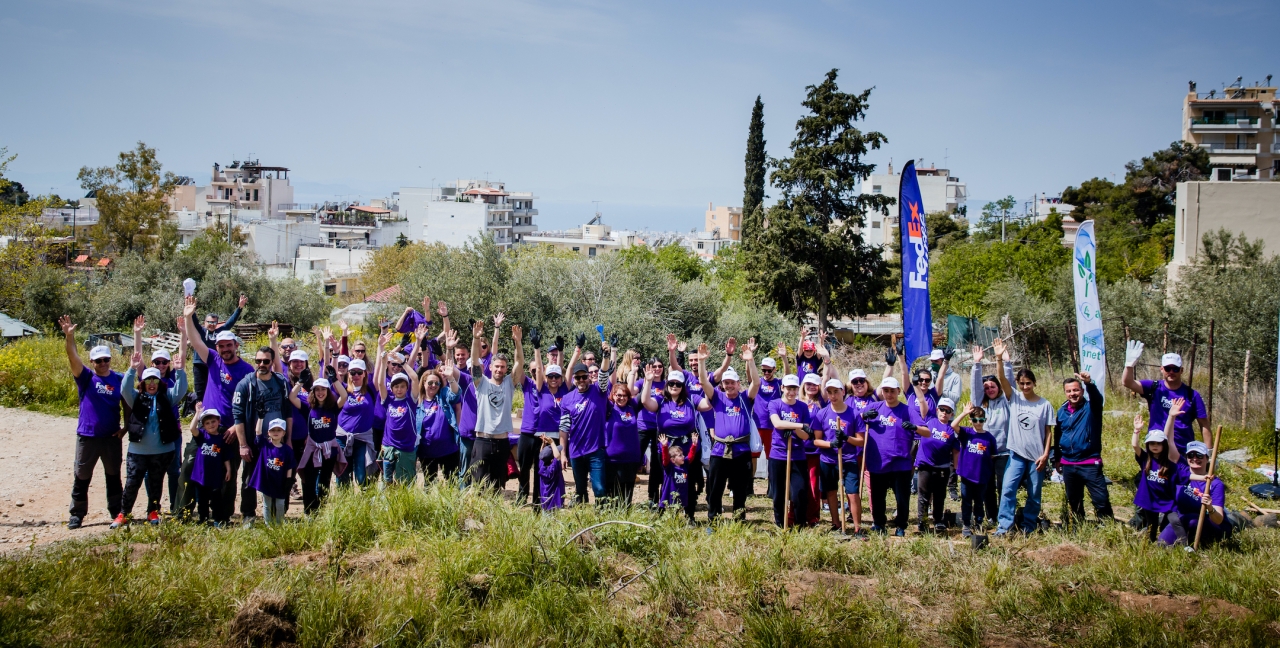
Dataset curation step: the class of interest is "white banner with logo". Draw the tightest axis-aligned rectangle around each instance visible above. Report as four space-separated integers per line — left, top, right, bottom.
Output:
1072 220 1106 390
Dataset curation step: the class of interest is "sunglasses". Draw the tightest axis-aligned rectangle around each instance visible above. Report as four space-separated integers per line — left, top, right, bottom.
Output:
850 378 867 385
1163 366 1181 372
425 381 442 388
982 375 998 384
92 358 111 364
143 377 160 383
972 417 986 423
349 370 366 376
152 359 170 365
666 381 683 387
255 358 273 365
389 362 404 368
281 344 297 350
938 408 954 414
914 378 931 385
761 367 775 372
573 375 590 382
1187 453 1207 459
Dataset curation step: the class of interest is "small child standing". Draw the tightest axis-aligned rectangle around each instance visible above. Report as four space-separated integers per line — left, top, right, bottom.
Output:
190 409 231 525
249 418 296 525
538 435 565 511
1132 398 1184 541
951 403 997 538
659 434 698 521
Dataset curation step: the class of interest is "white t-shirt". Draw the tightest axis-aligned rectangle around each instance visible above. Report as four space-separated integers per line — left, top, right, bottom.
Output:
1007 392 1053 462
473 371 515 435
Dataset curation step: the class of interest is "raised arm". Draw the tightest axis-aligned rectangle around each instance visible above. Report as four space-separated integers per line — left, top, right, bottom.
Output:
696 343 714 400
743 338 760 399
487 312 504 361
1164 397 1184 464
992 337 1012 399
531 346 545 390
289 380 305 410
175 317 188 369
511 325 525 385
218 294 247 332
59 315 85 378
1122 339 1145 395
268 321 281 372
970 345 985 405
641 364 660 412
469 319 485 376
713 337 734 383
666 334 680 372
182 296 211 364
374 332 390 400
333 373 349 408
774 341 789 376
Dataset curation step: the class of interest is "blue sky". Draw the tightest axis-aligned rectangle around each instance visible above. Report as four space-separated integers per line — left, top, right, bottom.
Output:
2 0 1274 231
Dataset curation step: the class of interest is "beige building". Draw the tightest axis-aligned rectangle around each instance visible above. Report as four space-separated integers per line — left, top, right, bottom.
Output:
522 218 638 257
1181 79 1278 182
1169 181 1280 282
705 203 742 241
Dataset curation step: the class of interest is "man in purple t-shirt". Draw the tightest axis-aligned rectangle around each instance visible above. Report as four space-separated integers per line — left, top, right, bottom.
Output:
60 316 125 530
1121 342 1209 453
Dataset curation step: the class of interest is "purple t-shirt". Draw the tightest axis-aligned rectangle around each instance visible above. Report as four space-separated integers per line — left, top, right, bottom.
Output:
561 386 607 459
203 353 254 428
802 397 827 455
795 353 822 381
457 371 478 438
191 428 228 489
538 445 564 511
767 399 810 460
905 387 938 421
659 459 690 511
338 386 379 433
417 396 457 458
955 427 997 484
298 394 340 444
248 442 294 499
519 377 538 434
604 400 643 463
862 401 921 473
684 370 716 431
634 379 664 431
812 404 858 464
382 395 418 451
1140 380 1207 452
535 382 570 433
74 369 124 437
915 417 958 468
1174 471 1225 530
752 377 782 429
397 309 429 334
655 394 702 442
708 389 753 457
1134 452 1185 514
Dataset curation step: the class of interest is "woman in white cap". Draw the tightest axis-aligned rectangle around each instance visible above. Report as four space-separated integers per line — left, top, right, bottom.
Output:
1160 439 1232 547
641 362 713 520
767 373 811 527
416 338 463 483
289 376 348 513
969 343 1014 529
1132 398 1183 541
843 368 879 530
750 345 785 478
1121 341 1210 455
859 376 921 536
336 352 379 488
813 378 864 533
798 371 827 527
910 396 958 534
697 339 760 522
117 346 187 527
375 331 422 485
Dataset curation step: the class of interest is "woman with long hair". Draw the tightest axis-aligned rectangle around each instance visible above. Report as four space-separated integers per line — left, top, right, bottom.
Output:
1133 398 1183 542
970 343 1013 529
336 351 379 489
642 358 712 521
289 377 348 513
416 332 463 483
813 379 863 532
767 374 810 527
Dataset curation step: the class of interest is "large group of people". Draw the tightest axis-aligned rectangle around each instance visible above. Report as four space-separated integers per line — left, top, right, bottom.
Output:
54 292 1242 548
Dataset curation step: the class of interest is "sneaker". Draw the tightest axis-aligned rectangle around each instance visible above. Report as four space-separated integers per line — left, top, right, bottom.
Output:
110 513 128 529
917 523 928 534
241 517 256 529
893 528 906 537
830 524 843 533
869 525 886 535
992 529 1008 538
147 511 160 526
962 526 973 538
67 516 83 530
934 523 946 534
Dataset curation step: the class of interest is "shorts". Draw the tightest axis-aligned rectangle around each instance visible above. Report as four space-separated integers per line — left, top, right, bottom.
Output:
819 461 860 495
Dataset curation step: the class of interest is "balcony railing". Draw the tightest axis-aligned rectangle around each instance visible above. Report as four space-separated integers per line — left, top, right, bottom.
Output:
1191 116 1259 125
320 217 378 227
1273 143 1280 154
1199 143 1260 153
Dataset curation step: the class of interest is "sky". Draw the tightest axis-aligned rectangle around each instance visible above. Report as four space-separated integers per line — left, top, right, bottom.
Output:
2 0 1275 232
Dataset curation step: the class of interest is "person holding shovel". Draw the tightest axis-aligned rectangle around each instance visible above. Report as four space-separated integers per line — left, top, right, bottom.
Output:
768 374 811 528
1160 440 1231 547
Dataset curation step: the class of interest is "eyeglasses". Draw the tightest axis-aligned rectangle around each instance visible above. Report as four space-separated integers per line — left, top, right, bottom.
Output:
389 363 403 369
971 417 986 423
425 381 442 388
1163 366 1181 373
1187 453 1207 459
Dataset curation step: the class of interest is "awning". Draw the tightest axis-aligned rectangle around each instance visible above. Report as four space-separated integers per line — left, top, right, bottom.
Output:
1209 156 1256 167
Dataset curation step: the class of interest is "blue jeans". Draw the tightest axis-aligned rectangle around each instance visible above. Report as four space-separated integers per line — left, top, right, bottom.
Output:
571 448 608 504
336 437 372 487
458 436 475 487
997 454 1045 533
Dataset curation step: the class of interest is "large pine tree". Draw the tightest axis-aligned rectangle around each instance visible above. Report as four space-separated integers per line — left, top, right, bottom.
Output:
741 96 766 242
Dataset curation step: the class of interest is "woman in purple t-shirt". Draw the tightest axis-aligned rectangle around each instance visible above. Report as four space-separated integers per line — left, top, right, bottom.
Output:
860 377 921 536
375 333 421 486
1131 399 1183 542
336 357 379 488
799 373 827 527
813 379 864 533
604 372 646 506
289 378 349 514
768 375 812 528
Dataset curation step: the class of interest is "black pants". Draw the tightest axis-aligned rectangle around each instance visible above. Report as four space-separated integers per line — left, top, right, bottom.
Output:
196 483 227 523
707 453 751 521
1137 508 1166 542
768 458 808 528
223 440 258 520
193 362 208 402
470 437 510 490
515 434 542 504
299 455 337 515
638 428 662 504
607 460 641 506
960 478 985 527
869 470 912 531
176 440 199 519
1062 463 1113 525
420 451 461 483
122 451 175 517
983 454 1009 525
70 435 123 520
916 465 950 527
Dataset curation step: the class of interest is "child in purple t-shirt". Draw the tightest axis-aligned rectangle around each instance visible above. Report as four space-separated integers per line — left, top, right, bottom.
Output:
190 409 231 525
951 403 997 537
1131 399 1184 542
249 419 295 525
538 436 565 512
659 434 698 521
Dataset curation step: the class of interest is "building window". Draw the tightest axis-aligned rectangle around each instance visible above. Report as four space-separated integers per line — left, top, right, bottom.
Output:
871 221 881 228
589 247 596 257
697 242 704 249
872 185 882 194
572 247 580 252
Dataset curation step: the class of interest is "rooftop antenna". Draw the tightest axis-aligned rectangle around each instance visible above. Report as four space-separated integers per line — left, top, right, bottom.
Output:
590 201 602 225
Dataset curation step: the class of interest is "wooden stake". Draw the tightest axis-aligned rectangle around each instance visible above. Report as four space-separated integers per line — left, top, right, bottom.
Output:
783 431 793 531
1187 333 1198 388
1207 319 1215 420
1242 350 1251 429
1193 425 1223 551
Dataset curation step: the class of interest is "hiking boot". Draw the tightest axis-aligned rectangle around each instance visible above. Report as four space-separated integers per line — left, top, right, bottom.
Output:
962 525 973 538
917 523 928 534
893 528 906 537
110 513 128 529
67 516 83 530
148 511 161 526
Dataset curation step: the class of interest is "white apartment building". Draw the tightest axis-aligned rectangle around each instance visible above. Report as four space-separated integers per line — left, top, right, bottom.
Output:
859 162 967 251
396 180 538 250
171 160 296 220
523 218 638 257
1181 79 1277 182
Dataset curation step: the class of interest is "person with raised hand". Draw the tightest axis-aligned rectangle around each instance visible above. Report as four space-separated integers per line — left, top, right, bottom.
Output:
445 309 479 482
768 373 811 528
1121 339 1209 454
230 331 293 527
560 336 614 504
1057 372 1113 527
1132 398 1182 542
514 328 543 505
1161 439 1232 547
812 378 864 533
335 332 379 489
416 328 463 483
859 375 920 536
374 330 421 485
795 325 828 382
909 397 959 534
634 351 668 506
289 373 348 513
468 315 524 489
642 350 713 521
116 343 186 528
699 338 760 522
969 343 1014 530
950 403 997 538
190 293 246 401
751 342 785 478
600 339 645 505
994 336 1054 537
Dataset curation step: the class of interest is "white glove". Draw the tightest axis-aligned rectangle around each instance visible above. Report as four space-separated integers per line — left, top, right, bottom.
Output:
1124 340 1145 368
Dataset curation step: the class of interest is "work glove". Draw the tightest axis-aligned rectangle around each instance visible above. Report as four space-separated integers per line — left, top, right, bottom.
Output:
555 335 565 351
1125 340 1145 368
884 347 896 367
677 351 686 368
943 347 955 361
902 421 918 432
610 333 619 348
427 339 442 356
861 410 878 422
781 428 793 440
835 431 848 446
576 332 587 349
528 328 542 348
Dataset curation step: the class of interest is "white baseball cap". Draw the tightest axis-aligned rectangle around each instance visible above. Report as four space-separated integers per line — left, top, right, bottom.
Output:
929 349 945 361
141 367 163 380
1161 353 1183 368
824 379 844 390
200 408 222 422
289 350 309 362
1143 429 1168 444
214 330 238 343
89 346 112 361
312 378 332 390
388 351 405 363
761 357 777 368
880 377 901 390
938 397 956 411
348 359 367 372
666 371 685 384
336 355 351 365
545 364 564 376
150 349 171 362
802 373 822 386
389 372 410 386
722 368 741 382
781 374 800 387
267 418 287 431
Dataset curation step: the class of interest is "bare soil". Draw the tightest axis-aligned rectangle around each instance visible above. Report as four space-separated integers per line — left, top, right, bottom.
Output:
1093 586 1253 620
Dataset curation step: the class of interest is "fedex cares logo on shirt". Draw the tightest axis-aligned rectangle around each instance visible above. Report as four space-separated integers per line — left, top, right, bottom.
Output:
826 418 848 433
267 457 286 471
422 404 439 416
318 416 332 426
200 443 220 457
724 404 743 417
95 382 116 395
878 414 899 427
668 409 687 420
349 393 366 405
573 401 587 413
966 440 987 455
1146 469 1167 485
779 411 799 423
761 384 775 395
619 411 635 423
220 369 233 384
1183 483 1207 498
1159 395 1187 417
388 405 408 419
930 428 952 441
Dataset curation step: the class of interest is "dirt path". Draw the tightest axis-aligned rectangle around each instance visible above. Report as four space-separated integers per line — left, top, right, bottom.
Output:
0 407 98 547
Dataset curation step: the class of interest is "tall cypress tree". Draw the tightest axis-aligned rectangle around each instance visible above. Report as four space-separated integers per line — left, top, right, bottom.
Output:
741 96 766 242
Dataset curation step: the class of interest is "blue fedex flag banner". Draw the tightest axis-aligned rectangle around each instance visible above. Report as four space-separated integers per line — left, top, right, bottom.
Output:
898 160 932 366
